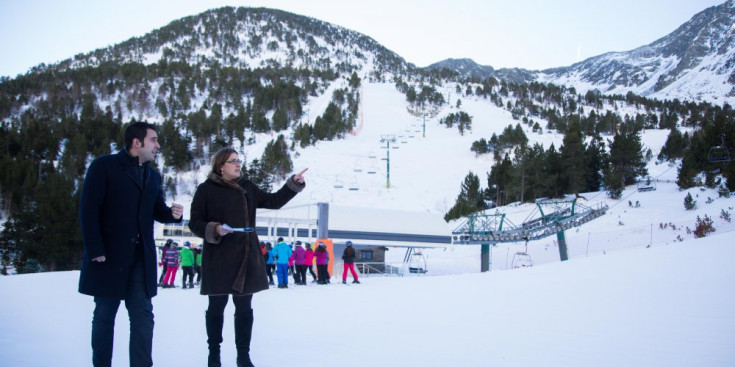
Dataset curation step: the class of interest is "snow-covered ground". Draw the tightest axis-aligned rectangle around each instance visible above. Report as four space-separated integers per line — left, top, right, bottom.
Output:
2 80 735 366
1 228 733 366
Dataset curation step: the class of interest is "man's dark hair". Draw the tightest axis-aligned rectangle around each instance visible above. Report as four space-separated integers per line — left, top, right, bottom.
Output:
124 122 157 150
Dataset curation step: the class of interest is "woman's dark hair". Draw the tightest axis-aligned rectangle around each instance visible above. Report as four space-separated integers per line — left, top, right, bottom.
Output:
316 246 326 253
210 147 239 177
124 122 157 150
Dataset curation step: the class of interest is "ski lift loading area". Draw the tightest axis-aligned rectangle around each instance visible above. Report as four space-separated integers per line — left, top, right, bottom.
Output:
451 197 609 271
168 203 453 277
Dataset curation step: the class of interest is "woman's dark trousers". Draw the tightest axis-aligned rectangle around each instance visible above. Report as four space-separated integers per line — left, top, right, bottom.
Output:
206 295 255 367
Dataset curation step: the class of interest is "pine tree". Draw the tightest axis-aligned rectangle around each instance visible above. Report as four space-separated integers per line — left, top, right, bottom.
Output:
684 192 696 210
560 120 586 194
208 102 224 139
261 135 293 181
544 144 564 198
584 134 607 192
522 143 547 202
293 123 312 148
272 108 289 131
677 150 699 189
487 154 514 206
604 165 624 199
724 160 735 191
658 125 686 161
444 172 486 221
251 109 271 133
1 170 81 272
244 159 274 192
606 124 648 191
159 118 191 171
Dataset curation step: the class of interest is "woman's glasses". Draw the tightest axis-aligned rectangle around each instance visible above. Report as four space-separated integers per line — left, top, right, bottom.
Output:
225 159 243 165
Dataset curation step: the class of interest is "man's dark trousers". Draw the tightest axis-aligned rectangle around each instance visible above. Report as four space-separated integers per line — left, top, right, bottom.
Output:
92 250 153 367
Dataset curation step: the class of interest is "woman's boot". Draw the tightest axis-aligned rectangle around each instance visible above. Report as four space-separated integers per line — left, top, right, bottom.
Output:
205 311 224 367
234 309 255 367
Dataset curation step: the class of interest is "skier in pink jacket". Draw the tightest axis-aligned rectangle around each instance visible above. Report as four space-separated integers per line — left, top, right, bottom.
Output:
292 241 307 285
304 243 317 282
314 243 330 284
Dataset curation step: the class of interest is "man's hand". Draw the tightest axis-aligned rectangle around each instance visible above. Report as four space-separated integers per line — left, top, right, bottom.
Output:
91 256 106 262
171 203 183 219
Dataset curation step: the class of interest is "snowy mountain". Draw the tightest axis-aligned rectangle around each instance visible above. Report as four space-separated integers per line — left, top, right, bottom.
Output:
539 0 735 105
426 58 535 83
430 1 735 106
57 7 411 77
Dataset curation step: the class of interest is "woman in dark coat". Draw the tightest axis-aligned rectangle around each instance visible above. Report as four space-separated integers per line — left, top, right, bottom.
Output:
189 147 306 367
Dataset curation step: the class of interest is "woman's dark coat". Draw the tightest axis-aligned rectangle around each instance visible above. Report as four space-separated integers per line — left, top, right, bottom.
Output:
189 174 304 295
78 150 181 299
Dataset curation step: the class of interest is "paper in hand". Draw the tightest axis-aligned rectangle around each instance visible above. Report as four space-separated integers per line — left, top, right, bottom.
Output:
222 224 254 232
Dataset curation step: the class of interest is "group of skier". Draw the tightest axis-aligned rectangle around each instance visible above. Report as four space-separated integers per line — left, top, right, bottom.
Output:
157 239 202 289
261 238 360 288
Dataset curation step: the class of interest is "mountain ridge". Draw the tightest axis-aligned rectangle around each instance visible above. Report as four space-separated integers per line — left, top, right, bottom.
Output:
46 6 414 78
426 0 735 105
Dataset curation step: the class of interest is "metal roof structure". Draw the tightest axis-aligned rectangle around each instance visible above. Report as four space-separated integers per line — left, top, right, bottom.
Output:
451 198 608 245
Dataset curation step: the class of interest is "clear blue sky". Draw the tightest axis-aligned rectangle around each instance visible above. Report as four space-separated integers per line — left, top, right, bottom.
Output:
0 0 726 77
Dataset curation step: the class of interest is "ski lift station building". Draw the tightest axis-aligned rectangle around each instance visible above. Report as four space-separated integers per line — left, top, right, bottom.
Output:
158 203 453 275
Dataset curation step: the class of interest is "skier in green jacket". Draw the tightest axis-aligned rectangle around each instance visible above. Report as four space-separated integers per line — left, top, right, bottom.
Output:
180 241 196 288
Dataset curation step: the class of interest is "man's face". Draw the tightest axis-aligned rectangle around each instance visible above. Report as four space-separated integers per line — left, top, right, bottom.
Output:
136 129 160 163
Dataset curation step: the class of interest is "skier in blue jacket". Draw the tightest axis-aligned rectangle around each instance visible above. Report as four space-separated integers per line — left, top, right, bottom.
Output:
273 238 292 288
265 242 276 285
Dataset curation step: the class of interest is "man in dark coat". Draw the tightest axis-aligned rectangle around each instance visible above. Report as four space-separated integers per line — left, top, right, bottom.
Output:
78 121 183 367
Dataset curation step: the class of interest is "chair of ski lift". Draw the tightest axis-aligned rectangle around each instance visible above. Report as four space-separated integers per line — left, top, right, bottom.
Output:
408 252 427 274
708 145 731 163
348 177 359 191
637 176 656 192
511 252 533 268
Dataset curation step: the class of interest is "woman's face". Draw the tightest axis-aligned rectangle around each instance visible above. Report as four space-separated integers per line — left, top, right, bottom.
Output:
221 153 242 181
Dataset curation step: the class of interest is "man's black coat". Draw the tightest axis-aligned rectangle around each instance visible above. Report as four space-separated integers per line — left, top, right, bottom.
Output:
78 150 180 299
